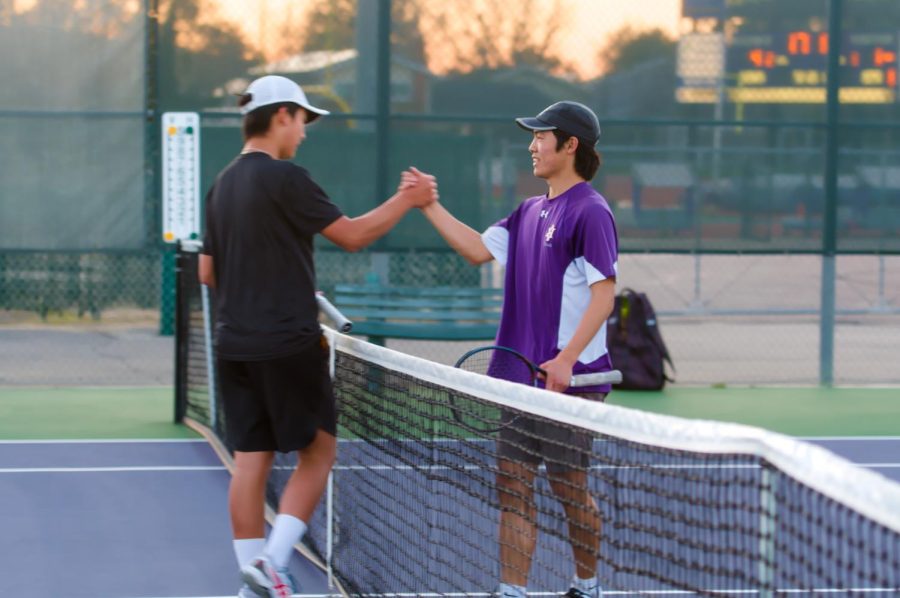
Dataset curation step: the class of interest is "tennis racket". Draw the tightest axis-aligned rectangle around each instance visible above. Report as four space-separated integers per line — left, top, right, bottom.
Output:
316 292 353 333
451 345 622 434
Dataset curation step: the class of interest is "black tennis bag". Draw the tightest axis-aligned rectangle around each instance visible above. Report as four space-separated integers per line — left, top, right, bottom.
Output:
607 288 674 390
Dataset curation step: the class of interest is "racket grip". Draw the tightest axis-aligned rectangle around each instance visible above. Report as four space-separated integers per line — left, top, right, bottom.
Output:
316 293 353 333
570 369 623 387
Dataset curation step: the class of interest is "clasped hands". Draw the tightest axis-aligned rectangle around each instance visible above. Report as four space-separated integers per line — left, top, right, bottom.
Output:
397 166 439 209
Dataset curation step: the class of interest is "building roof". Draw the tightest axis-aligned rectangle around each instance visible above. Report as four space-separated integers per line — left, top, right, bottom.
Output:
249 49 358 76
249 48 433 77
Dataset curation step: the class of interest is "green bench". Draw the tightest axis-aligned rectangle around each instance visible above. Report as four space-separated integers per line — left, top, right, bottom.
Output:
333 284 503 346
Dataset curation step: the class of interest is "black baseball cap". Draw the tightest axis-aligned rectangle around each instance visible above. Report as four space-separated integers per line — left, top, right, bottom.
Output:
515 101 601 146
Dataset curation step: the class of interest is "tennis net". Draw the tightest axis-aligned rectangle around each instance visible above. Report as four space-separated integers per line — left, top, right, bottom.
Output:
174 244 900 596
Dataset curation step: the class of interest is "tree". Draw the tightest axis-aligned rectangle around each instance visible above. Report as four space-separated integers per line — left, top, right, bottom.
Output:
300 0 426 64
156 0 258 110
268 0 318 58
0 0 14 26
0 0 145 110
9 0 139 36
297 0 573 75
420 0 573 74
301 0 356 51
597 26 676 76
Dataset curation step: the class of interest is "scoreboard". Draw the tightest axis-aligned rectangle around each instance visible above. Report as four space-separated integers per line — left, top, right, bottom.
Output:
729 31 897 102
677 31 899 103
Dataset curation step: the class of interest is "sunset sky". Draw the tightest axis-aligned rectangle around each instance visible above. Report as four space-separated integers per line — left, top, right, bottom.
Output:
216 0 683 80
558 0 682 77
11 0 683 79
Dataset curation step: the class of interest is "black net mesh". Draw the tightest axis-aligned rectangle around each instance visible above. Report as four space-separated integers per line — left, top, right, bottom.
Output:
175 245 900 596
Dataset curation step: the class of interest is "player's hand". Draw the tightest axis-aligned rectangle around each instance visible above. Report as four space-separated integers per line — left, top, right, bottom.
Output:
397 169 423 191
399 167 435 190
539 354 576 393
410 167 439 204
398 170 417 191
399 167 438 208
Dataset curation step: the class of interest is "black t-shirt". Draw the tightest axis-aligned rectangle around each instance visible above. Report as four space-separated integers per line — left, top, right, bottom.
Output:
202 152 343 361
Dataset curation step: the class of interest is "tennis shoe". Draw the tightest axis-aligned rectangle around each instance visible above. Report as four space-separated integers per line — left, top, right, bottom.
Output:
238 584 257 598
492 585 526 598
241 555 297 598
564 586 601 598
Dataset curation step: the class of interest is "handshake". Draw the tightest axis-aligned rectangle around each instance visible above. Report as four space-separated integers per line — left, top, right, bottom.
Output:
396 166 439 209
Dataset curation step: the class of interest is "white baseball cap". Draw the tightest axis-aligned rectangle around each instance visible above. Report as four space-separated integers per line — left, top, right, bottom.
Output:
239 75 330 123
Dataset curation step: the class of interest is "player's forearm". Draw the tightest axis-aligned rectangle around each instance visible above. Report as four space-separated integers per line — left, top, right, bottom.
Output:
558 280 615 364
421 202 492 265
345 193 414 251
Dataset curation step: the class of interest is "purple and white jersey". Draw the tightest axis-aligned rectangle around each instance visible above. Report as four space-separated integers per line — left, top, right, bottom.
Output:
481 181 619 393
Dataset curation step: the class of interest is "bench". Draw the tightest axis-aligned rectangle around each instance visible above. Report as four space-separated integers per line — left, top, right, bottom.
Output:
333 284 503 346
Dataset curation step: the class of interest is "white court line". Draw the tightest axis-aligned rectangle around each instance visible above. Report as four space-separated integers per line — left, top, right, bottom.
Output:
0 438 206 444
0 465 226 474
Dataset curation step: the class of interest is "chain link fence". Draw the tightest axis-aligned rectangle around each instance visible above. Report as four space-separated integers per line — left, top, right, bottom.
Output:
1 0 898 387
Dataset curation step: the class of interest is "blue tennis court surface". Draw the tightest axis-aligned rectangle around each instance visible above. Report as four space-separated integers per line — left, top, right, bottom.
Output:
0 439 331 598
1 436 898 597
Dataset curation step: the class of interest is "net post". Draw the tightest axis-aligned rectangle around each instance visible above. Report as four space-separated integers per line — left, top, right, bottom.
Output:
325 327 337 588
326 471 335 589
173 242 186 423
201 282 217 430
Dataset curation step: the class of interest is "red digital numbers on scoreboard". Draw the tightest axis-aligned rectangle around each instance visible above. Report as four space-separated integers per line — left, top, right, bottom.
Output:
748 48 776 69
873 47 896 68
783 31 830 56
787 31 813 55
734 31 899 95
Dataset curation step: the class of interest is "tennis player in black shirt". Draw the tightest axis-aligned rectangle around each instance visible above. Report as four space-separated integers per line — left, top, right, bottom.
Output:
199 75 436 598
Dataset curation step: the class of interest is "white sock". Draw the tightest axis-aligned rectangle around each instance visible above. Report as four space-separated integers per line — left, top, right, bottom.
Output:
573 575 601 596
265 514 307 569
496 582 527 598
233 538 266 568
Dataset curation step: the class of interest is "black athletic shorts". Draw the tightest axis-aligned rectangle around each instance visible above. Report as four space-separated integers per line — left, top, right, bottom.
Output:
497 392 607 472
217 336 336 453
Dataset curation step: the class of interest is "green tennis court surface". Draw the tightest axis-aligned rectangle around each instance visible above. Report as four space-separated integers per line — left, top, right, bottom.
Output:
608 386 900 436
1 385 897 440
0 387 197 440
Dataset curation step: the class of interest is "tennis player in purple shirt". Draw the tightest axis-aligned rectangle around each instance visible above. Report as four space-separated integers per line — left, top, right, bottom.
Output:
407 101 617 598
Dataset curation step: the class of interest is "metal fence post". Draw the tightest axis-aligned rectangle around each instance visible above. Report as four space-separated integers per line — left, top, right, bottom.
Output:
819 0 843 386
146 0 172 336
375 0 391 205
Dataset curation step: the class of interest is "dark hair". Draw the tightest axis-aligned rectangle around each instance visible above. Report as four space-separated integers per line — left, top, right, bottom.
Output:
552 129 602 181
238 94 301 140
